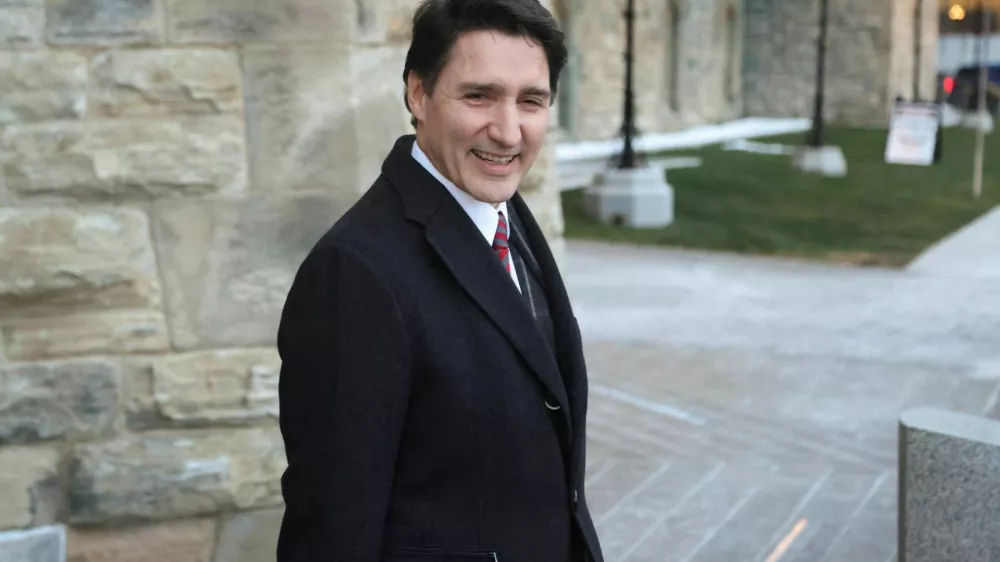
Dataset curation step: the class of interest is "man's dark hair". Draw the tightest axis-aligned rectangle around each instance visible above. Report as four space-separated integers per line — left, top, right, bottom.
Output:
402 0 567 127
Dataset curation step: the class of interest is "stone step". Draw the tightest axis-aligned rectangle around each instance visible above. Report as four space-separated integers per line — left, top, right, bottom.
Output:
759 469 896 562
588 393 891 470
609 379 898 468
587 410 850 472
610 459 833 562
587 368 899 469
588 456 724 562
583 451 899 562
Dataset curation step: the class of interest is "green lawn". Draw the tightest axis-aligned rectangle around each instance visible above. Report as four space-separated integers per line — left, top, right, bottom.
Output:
561 127 1000 266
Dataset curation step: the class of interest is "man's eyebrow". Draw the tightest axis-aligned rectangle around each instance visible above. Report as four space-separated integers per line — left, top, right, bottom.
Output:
520 86 551 98
458 82 551 98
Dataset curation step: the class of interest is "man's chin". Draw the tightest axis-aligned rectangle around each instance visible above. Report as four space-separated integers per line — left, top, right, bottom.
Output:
465 177 520 204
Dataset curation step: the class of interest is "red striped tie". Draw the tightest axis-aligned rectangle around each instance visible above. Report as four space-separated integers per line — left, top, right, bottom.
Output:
492 211 511 273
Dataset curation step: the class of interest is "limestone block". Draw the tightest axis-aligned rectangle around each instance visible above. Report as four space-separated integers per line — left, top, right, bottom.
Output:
46 0 163 46
151 348 281 425
0 208 161 318
0 360 120 444
899 407 1000 562
69 427 286 523
0 525 65 562
243 44 358 193
151 196 354 350
350 44 413 191
167 0 352 44
1 310 170 361
0 51 87 123
213 509 283 562
67 519 216 562
355 0 421 45
0 0 44 47
0 116 246 199
89 49 242 118
121 351 280 429
0 446 60 529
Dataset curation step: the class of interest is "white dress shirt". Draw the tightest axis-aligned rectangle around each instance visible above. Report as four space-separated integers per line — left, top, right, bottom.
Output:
411 140 521 292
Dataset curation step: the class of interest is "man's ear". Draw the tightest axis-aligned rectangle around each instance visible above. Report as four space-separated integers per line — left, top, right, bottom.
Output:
406 71 427 124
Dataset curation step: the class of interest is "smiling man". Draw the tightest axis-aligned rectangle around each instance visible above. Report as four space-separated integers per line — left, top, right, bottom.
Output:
275 1 604 561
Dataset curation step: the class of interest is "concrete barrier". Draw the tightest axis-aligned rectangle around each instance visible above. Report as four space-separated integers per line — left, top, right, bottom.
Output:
0 525 65 562
899 407 1000 562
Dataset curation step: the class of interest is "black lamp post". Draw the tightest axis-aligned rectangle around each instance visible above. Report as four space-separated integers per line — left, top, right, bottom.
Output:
913 0 922 100
616 0 643 169
808 0 830 147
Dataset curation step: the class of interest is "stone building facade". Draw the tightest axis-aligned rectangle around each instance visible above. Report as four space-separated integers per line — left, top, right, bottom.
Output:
0 0 562 560
743 0 940 126
554 0 940 141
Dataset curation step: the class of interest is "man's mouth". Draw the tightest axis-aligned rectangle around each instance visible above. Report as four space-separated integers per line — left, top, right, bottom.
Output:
471 149 517 164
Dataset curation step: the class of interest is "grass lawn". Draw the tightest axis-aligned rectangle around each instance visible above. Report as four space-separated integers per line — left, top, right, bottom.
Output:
561 126 1000 267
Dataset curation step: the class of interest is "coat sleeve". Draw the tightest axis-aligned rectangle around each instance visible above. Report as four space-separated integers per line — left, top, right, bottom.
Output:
276 242 411 562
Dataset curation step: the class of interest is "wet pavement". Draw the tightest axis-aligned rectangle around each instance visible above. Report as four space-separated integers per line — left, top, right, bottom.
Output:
565 241 1000 562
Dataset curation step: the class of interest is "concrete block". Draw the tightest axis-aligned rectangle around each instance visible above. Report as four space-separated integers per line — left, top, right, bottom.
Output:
0 525 66 562
584 166 674 228
791 145 848 178
899 407 1000 562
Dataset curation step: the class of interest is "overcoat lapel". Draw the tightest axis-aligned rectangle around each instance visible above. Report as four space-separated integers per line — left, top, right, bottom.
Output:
381 136 572 429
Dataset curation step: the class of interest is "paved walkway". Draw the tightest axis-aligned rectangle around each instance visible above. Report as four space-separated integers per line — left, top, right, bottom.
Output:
907 205 1000 280
565 241 1000 562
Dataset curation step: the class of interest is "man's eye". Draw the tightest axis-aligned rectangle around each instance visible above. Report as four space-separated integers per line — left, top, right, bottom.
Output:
466 93 487 100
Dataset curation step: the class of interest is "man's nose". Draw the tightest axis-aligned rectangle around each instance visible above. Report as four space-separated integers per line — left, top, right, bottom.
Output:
488 102 521 149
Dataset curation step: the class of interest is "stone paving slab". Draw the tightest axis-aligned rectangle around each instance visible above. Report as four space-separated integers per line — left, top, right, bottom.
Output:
567 241 1000 562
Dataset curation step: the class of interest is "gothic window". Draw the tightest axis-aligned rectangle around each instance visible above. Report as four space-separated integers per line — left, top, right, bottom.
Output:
668 1 682 112
723 4 739 104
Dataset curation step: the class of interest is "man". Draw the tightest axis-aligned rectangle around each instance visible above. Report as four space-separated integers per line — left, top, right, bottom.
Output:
276 1 603 560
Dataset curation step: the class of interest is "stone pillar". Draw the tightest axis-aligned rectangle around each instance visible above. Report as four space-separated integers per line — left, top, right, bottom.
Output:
899 407 1000 562
0 1 570 560
521 0 567 265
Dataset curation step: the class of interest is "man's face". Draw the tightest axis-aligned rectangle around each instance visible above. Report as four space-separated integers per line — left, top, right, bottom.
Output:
407 30 551 205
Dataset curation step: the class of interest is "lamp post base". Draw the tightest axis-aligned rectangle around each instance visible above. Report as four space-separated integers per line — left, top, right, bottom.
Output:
792 145 848 177
584 167 674 228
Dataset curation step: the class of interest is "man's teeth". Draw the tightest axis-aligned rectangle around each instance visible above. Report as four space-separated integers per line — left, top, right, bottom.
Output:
472 150 515 164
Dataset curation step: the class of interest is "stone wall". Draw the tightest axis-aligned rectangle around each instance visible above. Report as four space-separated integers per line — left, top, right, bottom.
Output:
743 0 939 127
0 0 564 560
558 0 744 141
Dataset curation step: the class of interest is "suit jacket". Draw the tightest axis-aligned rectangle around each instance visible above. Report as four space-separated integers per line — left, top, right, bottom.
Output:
276 134 604 562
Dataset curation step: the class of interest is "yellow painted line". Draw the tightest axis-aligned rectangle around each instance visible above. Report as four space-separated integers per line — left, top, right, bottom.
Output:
764 519 809 562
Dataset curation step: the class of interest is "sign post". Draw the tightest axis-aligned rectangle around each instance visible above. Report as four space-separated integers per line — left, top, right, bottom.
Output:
972 6 992 199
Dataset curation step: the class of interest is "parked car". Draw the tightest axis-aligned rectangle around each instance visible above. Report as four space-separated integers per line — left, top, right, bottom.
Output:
942 64 1000 113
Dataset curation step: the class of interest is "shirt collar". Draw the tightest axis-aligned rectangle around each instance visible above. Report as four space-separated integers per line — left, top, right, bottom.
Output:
411 139 509 246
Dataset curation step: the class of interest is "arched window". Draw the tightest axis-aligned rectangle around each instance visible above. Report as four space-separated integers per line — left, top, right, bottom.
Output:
723 5 739 104
668 1 682 112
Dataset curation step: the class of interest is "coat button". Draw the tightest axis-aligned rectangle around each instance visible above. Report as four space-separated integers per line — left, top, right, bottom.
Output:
572 489 579 505
545 400 561 411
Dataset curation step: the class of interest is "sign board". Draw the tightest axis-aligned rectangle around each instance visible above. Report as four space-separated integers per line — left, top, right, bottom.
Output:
884 101 942 166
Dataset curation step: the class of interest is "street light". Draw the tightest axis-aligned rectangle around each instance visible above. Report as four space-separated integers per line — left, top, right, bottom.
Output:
808 0 830 147
584 0 673 228
616 0 643 169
